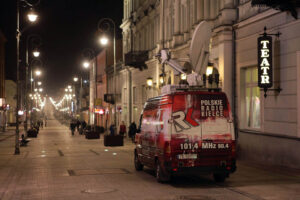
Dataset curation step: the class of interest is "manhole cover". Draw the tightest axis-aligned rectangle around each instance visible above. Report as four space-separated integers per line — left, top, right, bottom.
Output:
176 196 216 200
68 168 129 176
81 188 117 194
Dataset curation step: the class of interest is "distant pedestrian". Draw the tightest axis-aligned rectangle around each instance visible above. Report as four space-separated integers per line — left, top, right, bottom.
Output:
70 119 76 135
109 124 115 135
119 121 126 137
20 134 29 146
76 119 80 132
80 120 87 135
129 121 137 142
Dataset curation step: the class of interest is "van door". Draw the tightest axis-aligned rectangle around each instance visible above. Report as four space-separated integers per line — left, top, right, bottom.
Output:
171 92 234 167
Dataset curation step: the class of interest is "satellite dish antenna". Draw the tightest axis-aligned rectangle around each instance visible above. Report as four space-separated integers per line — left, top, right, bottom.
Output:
189 21 212 76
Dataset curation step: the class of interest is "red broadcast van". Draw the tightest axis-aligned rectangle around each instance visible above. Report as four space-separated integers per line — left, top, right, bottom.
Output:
134 86 236 182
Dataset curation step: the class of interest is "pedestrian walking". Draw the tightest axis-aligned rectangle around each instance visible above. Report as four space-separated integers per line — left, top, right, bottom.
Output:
119 121 126 137
129 121 137 142
80 120 87 135
76 119 80 132
70 119 76 135
109 124 115 135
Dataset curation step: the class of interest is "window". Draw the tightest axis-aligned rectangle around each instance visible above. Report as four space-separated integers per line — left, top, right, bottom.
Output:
244 67 261 129
123 88 127 104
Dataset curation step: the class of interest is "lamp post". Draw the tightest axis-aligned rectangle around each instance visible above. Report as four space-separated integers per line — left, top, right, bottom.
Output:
25 34 41 134
82 48 96 126
98 18 117 133
15 0 40 155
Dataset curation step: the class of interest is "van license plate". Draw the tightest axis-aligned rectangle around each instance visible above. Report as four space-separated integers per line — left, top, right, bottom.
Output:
177 154 197 159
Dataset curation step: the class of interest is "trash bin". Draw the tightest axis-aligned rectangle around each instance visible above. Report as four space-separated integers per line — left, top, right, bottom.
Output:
85 131 100 139
27 128 38 138
104 135 123 146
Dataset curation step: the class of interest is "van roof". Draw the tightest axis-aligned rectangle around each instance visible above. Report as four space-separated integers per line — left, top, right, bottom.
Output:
148 90 225 102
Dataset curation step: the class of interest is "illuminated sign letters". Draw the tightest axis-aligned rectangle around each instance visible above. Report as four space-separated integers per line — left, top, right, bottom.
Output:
258 35 273 88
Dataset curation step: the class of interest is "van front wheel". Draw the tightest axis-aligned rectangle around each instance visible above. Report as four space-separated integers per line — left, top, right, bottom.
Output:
156 160 170 183
134 151 143 171
213 173 226 182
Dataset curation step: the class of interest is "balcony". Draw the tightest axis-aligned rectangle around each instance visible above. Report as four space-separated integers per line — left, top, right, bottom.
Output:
124 51 148 70
251 0 300 19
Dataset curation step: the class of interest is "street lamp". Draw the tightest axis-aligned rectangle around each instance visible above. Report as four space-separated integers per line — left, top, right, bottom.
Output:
100 36 109 46
98 18 117 132
82 48 96 125
37 81 42 86
73 77 78 82
35 70 41 76
33 49 40 57
27 8 38 23
83 61 90 68
15 0 40 155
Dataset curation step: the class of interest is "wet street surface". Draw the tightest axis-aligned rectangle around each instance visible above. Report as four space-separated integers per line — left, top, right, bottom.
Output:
0 120 299 200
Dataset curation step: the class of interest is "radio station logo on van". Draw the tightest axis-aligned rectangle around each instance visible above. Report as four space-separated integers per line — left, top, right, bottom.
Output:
172 99 224 132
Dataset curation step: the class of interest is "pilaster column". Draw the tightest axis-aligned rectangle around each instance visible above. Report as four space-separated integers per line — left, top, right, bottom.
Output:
196 0 204 22
159 0 165 45
204 0 210 20
210 0 216 19
174 0 180 35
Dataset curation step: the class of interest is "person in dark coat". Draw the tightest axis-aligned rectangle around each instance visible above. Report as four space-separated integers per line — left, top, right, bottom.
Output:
76 119 81 132
80 120 87 135
129 121 137 142
119 121 126 137
70 119 76 135
109 124 115 135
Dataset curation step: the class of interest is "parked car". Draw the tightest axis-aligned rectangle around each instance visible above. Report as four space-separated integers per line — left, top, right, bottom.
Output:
134 86 236 182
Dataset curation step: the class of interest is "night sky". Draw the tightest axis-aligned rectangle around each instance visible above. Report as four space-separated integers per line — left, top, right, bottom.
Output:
0 0 123 96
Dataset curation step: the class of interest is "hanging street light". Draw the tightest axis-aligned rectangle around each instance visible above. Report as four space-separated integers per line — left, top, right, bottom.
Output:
27 8 38 22
32 49 40 57
83 61 90 68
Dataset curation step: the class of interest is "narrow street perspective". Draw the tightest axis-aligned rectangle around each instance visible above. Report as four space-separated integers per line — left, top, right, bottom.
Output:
1 0 300 199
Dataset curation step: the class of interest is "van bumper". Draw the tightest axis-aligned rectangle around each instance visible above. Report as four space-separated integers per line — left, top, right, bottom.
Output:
164 159 236 175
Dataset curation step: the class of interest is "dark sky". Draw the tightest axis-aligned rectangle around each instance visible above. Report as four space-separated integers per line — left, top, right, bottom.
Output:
0 0 123 96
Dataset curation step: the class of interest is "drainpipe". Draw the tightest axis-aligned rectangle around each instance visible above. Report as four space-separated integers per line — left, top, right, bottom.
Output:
125 66 132 125
232 2 239 140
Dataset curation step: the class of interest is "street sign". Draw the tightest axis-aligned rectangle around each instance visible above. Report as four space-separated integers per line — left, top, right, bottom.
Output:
258 35 273 88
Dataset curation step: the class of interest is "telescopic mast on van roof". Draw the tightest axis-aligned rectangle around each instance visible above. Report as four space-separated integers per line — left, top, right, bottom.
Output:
156 21 220 92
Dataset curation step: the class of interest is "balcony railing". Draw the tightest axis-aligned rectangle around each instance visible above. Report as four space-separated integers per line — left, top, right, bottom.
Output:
124 51 148 70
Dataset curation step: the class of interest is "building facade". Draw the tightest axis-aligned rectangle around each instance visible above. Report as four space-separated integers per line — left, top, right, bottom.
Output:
235 0 300 169
120 0 300 168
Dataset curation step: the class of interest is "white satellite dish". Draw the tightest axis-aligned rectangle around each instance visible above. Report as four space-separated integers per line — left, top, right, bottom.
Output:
189 21 212 76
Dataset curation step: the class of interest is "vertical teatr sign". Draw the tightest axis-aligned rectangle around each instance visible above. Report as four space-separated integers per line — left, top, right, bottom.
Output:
258 35 273 88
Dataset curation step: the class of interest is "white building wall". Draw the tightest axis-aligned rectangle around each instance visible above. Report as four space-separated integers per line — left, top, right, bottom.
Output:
236 1 300 168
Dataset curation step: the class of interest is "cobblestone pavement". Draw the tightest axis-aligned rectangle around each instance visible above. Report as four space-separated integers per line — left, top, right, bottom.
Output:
0 120 299 200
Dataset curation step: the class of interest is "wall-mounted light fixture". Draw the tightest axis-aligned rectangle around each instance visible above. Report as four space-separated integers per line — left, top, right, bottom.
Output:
206 62 214 76
146 77 153 87
159 73 165 86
